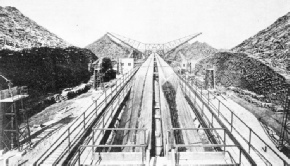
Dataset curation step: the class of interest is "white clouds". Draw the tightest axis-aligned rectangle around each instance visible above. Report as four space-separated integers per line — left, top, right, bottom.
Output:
2 0 290 49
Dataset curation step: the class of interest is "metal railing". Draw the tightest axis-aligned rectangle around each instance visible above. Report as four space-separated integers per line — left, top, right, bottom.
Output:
67 74 135 165
168 128 242 165
71 56 155 164
77 128 150 166
179 75 290 166
34 68 139 165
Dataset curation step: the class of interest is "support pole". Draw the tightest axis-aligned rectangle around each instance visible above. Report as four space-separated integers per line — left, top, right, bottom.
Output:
248 128 252 154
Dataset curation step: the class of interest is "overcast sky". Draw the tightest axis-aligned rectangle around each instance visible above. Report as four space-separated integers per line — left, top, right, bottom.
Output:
1 0 290 49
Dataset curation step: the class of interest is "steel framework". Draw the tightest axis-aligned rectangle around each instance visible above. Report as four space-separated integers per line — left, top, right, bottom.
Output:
0 86 31 151
106 32 202 58
279 88 290 151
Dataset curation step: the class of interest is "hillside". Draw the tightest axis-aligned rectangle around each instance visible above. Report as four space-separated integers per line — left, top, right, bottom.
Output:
0 47 97 92
195 52 287 105
86 34 136 59
0 6 97 92
166 41 218 62
0 6 69 50
232 12 290 78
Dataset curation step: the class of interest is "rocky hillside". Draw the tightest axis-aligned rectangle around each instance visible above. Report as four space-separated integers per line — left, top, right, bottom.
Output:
0 47 97 93
232 12 290 77
195 52 288 105
166 41 218 62
0 6 69 50
86 34 140 59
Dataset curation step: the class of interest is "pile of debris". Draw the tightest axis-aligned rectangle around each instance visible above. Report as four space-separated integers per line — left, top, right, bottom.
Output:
195 52 288 105
228 86 275 109
44 83 91 104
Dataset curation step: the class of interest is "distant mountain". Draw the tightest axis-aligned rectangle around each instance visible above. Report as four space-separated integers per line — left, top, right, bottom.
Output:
166 41 218 62
0 6 69 50
86 34 133 59
232 12 290 77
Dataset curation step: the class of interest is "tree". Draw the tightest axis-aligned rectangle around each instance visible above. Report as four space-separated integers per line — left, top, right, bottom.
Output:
100 57 112 73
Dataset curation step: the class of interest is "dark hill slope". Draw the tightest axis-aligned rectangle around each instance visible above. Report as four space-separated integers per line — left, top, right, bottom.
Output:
195 52 288 104
232 12 290 77
0 47 97 93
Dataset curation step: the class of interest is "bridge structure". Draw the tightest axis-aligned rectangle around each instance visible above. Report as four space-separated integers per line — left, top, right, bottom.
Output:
4 33 289 166
106 32 202 58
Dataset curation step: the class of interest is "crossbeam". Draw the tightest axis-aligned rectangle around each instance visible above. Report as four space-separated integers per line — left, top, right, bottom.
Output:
107 32 202 58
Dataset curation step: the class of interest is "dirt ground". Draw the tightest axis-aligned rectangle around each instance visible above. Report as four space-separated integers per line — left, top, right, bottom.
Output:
7 89 104 165
228 92 287 139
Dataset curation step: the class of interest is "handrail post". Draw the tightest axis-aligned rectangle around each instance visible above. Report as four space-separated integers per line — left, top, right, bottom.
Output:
110 86 112 100
211 113 214 128
224 130 226 151
171 148 175 166
78 148 81 166
184 80 186 92
189 81 191 98
208 91 210 105
194 88 197 104
201 102 204 116
195 79 197 92
218 101 220 117
68 128 71 153
239 147 242 164
123 83 125 98
115 80 118 92
144 130 146 146
102 114 105 135
230 112 233 132
83 112 86 129
95 100 98 118
105 88 107 105
92 130 95 153
146 148 150 166
248 128 252 154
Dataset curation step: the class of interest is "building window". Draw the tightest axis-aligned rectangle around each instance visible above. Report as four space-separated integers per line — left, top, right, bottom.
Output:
128 63 131 66
183 64 185 67
121 63 124 66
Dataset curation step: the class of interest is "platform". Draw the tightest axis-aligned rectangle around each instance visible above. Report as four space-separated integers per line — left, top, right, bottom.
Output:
0 95 28 102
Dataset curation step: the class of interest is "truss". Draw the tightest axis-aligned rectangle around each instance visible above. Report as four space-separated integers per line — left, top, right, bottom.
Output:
107 32 202 58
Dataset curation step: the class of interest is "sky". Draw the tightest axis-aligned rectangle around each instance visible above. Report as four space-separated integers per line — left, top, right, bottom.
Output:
1 0 290 49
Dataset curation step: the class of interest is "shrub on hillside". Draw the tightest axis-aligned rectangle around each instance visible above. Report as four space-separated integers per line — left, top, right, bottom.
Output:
0 46 97 94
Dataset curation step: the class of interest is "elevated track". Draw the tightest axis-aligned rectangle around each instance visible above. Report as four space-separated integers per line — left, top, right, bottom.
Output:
32 53 289 166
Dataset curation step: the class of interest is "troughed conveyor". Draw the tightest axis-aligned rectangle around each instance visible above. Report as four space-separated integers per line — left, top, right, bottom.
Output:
37 53 257 166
